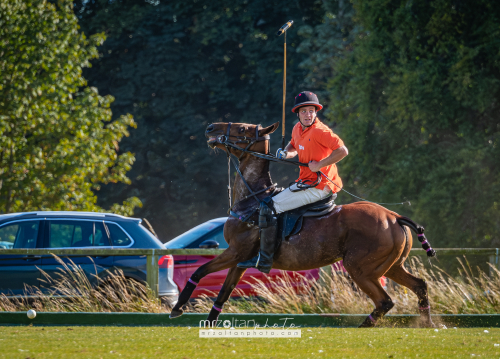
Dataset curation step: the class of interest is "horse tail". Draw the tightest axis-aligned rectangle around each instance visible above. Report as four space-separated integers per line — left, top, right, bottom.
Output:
396 216 436 257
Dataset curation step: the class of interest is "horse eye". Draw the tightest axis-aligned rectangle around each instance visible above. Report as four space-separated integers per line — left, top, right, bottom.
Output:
239 128 245 133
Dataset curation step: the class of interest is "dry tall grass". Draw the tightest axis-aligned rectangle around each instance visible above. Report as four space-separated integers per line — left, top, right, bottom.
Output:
1 256 499 314
192 257 500 315
0 255 167 313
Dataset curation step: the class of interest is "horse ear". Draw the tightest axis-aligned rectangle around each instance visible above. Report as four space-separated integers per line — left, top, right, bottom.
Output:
259 122 280 136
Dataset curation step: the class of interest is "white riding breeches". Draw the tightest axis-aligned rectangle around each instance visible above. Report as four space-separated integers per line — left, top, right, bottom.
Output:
272 184 333 214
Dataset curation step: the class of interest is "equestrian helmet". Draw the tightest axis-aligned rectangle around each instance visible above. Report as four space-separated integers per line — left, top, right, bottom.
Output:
291 91 323 113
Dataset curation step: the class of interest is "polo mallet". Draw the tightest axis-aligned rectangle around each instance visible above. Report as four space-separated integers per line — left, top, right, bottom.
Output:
276 20 293 150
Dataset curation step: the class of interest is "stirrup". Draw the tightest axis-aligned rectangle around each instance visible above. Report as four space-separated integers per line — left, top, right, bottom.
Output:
237 253 260 269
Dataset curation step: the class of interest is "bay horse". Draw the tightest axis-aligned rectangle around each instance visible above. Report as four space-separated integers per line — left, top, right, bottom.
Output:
170 121 436 328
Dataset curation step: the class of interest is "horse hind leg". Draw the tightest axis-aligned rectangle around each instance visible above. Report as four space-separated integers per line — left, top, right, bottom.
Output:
205 267 247 327
350 276 395 328
385 265 435 327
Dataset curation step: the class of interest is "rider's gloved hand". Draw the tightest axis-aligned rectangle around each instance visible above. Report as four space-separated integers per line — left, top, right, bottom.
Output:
276 148 288 160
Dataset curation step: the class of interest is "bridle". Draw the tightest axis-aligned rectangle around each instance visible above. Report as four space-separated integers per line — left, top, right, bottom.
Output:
215 122 278 214
216 122 272 161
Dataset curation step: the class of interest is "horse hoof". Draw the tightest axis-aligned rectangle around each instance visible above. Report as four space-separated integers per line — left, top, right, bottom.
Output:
420 320 436 328
358 320 376 328
169 309 184 319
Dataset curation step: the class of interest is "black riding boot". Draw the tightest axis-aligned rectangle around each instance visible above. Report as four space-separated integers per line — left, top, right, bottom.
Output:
237 201 277 274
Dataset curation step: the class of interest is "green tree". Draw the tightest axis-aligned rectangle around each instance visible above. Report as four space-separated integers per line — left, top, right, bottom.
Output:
75 0 326 238
74 0 500 247
0 0 140 214
296 0 359 99
322 0 500 247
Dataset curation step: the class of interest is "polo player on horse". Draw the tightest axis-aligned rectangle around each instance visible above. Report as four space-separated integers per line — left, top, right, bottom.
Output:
238 91 349 273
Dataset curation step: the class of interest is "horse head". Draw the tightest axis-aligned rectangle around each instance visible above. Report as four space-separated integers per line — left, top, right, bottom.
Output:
205 122 279 156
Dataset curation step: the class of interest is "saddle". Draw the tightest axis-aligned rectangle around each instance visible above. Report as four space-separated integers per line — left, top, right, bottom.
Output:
276 193 336 242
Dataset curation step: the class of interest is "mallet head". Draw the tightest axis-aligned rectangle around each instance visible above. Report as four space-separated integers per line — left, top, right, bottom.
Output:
276 20 293 36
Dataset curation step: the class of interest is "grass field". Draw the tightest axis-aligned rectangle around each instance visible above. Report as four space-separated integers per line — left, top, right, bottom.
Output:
0 326 499 358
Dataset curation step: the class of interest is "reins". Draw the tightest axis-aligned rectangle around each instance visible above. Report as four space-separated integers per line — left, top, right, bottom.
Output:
218 124 408 208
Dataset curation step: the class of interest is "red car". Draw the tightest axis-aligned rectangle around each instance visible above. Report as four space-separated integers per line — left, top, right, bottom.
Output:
165 218 320 298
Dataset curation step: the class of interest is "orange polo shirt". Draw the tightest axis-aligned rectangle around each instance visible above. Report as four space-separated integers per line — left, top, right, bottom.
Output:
290 119 344 193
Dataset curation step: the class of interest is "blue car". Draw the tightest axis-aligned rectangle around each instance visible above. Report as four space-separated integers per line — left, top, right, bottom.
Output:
0 211 178 304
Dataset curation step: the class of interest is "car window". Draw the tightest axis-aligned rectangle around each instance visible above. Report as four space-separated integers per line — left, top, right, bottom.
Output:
48 221 110 248
166 221 224 249
105 223 132 246
207 229 228 248
0 221 39 249
187 227 228 249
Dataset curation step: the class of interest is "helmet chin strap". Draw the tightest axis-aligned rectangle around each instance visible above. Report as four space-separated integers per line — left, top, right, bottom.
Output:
298 113 317 128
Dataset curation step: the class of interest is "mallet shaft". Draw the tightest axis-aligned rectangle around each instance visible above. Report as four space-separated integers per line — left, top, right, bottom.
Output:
277 20 293 150
282 32 286 149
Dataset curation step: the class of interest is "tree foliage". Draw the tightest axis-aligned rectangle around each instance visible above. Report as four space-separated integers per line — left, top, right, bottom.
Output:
75 0 326 237
320 0 500 247
74 0 499 246
0 0 140 214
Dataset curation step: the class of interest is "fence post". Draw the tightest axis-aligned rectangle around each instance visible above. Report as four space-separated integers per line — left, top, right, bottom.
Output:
146 249 159 298
488 249 498 277
319 265 332 287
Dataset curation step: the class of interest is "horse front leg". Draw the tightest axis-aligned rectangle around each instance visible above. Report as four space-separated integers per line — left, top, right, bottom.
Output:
170 248 240 319
206 267 247 326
